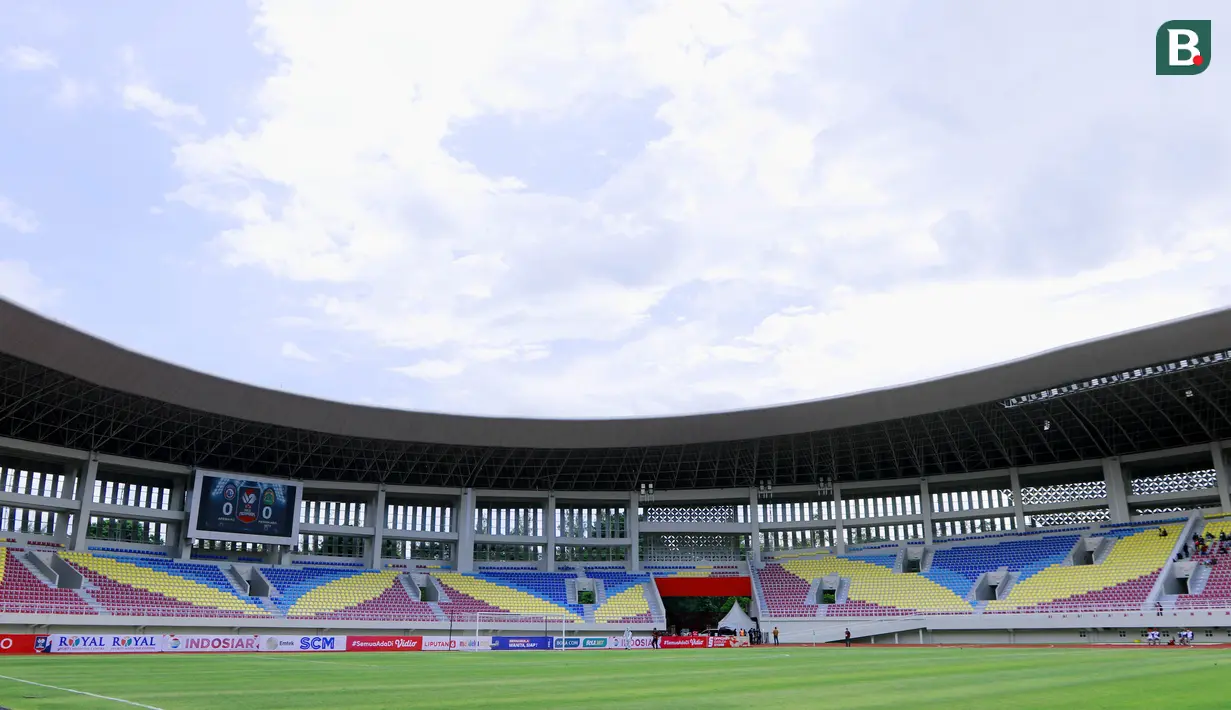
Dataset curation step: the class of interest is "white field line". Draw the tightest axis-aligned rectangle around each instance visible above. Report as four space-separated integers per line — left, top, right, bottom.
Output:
0 674 164 709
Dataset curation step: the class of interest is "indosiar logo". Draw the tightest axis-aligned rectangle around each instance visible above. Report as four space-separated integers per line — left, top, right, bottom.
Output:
1156 20 1211 75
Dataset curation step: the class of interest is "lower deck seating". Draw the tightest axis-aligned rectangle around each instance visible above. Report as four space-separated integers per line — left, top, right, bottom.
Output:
924 535 1079 597
1175 520 1231 608
0 548 96 615
588 571 658 624
986 525 1180 613
758 554 972 618
63 552 270 618
283 569 436 621
434 572 584 622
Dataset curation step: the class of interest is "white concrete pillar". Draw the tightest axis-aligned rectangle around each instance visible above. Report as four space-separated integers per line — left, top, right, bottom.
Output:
833 481 846 554
919 479 934 545
1211 442 1231 513
1103 457 1130 523
747 487 762 569
54 464 78 546
69 455 98 551
456 488 476 572
627 490 640 572
166 476 188 557
1008 467 1027 531
366 487 386 568
545 494 557 572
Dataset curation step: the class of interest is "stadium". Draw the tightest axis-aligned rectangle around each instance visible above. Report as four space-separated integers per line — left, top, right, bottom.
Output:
3 295 1231 707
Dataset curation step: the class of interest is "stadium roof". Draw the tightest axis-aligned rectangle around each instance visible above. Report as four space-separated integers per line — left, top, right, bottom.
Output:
3 298 1231 490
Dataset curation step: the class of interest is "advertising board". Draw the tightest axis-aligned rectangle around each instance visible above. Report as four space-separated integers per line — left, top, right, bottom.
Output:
0 634 48 655
258 635 347 653
163 635 262 653
491 636 554 650
46 635 161 654
346 636 423 652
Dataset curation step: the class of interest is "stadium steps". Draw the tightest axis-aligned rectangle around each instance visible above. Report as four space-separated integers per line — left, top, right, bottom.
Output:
398 573 422 601
72 587 109 615
223 565 251 597
1145 513 1201 607
18 552 58 586
1188 565 1212 595
1091 537 1116 565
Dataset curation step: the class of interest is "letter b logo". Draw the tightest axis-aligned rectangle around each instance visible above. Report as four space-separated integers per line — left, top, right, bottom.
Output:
1157 21 1211 75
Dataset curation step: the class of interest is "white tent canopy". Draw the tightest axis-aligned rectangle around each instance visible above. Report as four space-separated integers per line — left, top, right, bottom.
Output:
717 602 755 630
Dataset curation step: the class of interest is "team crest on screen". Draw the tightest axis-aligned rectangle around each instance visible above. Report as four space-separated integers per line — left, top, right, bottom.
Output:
238 486 259 523
263 488 276 505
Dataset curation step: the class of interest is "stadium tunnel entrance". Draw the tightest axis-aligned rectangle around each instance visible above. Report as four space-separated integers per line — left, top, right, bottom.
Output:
654 576 754 634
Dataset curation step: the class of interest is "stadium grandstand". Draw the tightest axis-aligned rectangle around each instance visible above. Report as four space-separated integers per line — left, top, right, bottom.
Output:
3 297 1231 646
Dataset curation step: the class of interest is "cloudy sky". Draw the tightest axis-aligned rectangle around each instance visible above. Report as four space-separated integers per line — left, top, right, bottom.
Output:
1 1 1229 418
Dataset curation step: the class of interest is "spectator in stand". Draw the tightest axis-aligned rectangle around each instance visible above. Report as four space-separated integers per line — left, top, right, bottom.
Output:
1156 601 1164 617
1159 527 1168 537
844 628 852 647
772 626 780 646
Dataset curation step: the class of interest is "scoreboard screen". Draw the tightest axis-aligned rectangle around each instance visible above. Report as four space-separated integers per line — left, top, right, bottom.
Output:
187 470 301 546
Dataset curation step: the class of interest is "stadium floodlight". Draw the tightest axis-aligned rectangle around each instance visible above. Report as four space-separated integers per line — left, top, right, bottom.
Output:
758 480 774 501
640 483 656 504
817 475 833 497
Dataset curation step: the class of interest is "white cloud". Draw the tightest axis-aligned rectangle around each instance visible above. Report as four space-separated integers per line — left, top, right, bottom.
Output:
0 196 38 233
0 261 58 310
167 1 1231 415
122 84 204 127
3 45 56 71
280 341 319 362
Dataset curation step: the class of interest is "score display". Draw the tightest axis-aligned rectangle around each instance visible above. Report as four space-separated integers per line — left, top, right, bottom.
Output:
187 470 301 546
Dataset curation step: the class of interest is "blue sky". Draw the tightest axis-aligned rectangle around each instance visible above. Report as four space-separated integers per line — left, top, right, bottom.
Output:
2 0 1229 418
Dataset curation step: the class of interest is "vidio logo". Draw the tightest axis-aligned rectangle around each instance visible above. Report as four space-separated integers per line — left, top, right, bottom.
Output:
1156 20 1211 75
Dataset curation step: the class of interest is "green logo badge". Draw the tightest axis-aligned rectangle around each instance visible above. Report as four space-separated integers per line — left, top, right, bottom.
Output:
1157 21 1211 75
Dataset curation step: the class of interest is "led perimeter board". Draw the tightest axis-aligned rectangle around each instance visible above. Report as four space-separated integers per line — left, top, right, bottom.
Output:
186 469 302 546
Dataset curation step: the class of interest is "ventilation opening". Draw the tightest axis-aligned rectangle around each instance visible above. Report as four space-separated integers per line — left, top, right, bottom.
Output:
903 557 921 573
819 589 837 604
578 589 596 605
419 584 440 602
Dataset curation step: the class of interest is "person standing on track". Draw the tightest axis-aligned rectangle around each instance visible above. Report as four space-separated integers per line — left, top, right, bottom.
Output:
844 628 852 647
772 626 779 645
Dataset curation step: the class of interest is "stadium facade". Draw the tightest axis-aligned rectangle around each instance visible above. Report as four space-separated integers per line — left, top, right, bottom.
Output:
4 298 1231 647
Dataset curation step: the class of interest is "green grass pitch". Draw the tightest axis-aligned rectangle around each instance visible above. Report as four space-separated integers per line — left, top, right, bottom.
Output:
1 646 1228 709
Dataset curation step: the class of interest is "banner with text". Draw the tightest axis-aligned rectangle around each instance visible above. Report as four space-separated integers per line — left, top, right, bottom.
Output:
491 636 553 651
258 635 347 653
422 636 491 651
346 636 423 652
47 635 161 654
163 635 262 653
552 636 654 650
0 634 49 655
657 636 745 649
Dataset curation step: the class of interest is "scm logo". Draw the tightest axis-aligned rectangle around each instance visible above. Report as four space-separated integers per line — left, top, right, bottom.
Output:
1156 20 1212 75
300 636 335 651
